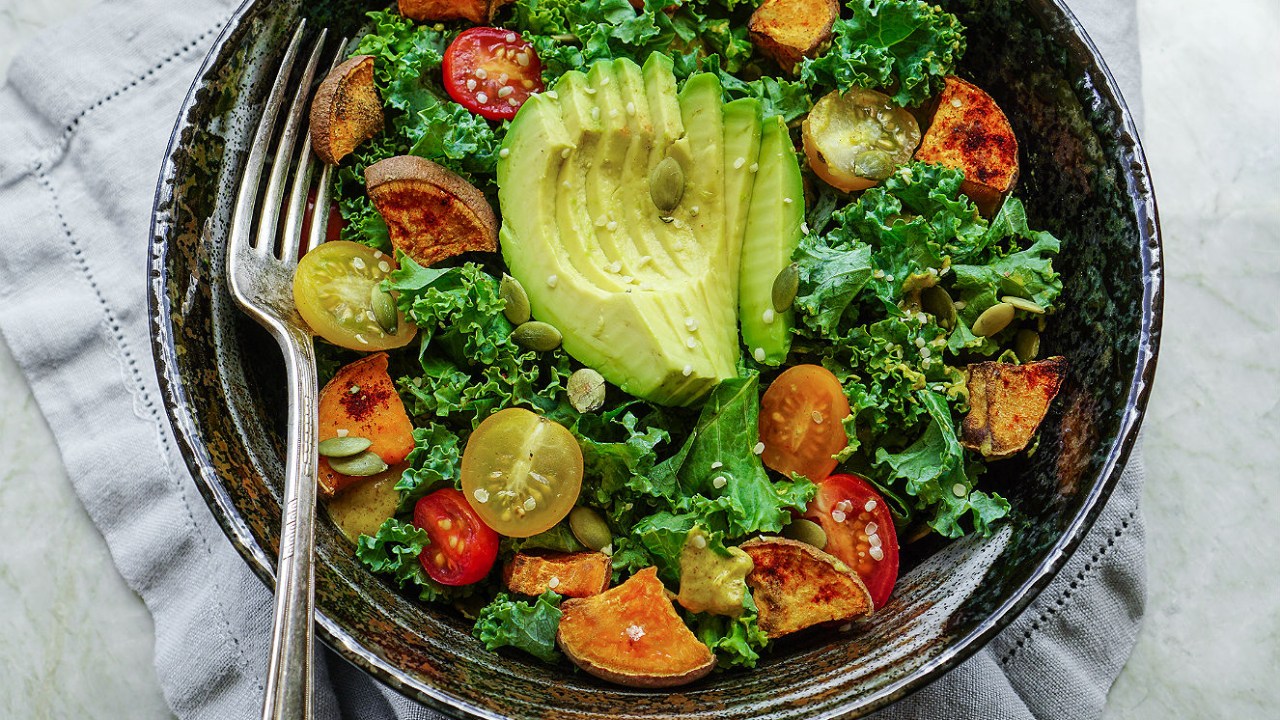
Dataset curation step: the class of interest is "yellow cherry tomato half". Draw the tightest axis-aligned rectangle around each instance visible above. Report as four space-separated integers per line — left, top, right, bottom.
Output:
461 408 584 538
802 87 921 193
292 241 416 351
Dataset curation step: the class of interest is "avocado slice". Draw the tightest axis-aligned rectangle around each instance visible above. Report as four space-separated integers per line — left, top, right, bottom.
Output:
498 56 745 406
722 97 764 312
739 115 804 365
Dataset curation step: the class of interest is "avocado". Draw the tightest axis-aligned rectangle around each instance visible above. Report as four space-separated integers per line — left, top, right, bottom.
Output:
498 55 745 406
722 97 764 312
739 114 804 365
676 528 754 617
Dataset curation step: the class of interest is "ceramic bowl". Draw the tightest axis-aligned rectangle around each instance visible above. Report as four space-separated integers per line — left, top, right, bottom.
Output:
148 0 1162 716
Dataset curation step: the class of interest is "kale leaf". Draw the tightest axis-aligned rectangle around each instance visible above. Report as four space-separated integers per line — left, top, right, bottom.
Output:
472 591 564 662
791 163 1057 536
356 518 468 603
395 423 462 512
690 592 771 669
700 54 812 122
800 0 966 107
874 390 1008 537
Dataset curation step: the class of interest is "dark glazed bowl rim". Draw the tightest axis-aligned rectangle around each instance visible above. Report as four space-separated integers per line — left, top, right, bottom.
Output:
147 0 1163 716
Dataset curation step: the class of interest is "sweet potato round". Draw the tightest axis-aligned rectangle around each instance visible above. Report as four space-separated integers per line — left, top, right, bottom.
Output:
914 76 1020 216
556 567 716 688
365 155 498 267
741 537 873 639
317 352 415 496
309 55 384 165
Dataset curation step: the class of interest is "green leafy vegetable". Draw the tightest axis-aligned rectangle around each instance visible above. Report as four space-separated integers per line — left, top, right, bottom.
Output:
502 523 587 554
331 10 505 249
637 374 815 538
395 423 462 511
800 0 966 107
874 390 1007 537
792 163 1059 536
701 54 811 122
473 591 564 662
690 593 770 669
357 519 464 603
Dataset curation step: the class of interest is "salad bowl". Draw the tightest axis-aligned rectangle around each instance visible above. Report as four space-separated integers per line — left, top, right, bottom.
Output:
148 0 1161 717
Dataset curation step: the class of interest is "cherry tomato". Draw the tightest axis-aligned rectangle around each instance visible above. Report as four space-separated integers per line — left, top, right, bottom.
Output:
292 241 416 351
414 488 500 586
758 364 852 482
442 27 544 120
802 87 921 193
804 473 899 608
299 187 345 248
461 408 583 538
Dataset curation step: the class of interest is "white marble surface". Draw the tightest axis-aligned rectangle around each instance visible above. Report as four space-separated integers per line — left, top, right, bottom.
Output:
0 0 1276 718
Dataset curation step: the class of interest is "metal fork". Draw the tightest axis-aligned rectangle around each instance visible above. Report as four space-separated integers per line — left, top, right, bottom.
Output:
225 22 347 720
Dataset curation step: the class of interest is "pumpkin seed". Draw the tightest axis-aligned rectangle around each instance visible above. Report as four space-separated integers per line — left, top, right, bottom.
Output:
782 518 827 549
921 285 957 329
1002 295 1045 315
568 506 612 552
971 302 1015 337
771 263 800 312
327 450 388 477
369 285 398 334
317 436 372 458
500 274 531 325
511 321 562 352
1015 329 1040 362
649 156 685 213
567 368 607 413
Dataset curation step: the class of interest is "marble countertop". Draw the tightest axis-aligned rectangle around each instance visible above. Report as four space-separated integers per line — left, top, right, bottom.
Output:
1 0 1276 718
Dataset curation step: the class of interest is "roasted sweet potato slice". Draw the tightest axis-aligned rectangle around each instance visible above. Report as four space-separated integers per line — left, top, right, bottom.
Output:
741 537 873 639
748 0 839 72
914 76 1020 216
504 551 612 598
365 155 498 267
317 352 415 497
398 0 511 24
557 567 716 688
309 55 384 165
961 357 1066 459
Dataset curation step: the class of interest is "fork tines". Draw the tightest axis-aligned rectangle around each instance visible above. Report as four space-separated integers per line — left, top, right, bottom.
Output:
228 23 350 272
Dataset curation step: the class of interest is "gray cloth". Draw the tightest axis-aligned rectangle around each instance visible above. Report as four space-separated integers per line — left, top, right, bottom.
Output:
0 0 1145 718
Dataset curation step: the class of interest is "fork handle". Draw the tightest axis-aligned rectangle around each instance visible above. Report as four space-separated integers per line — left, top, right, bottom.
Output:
262 330 320 720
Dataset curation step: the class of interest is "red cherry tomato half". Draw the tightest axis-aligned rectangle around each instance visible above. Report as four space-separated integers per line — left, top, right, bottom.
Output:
804 473 899 608
414 488 500 586
299 186 345 248
442 28 544 120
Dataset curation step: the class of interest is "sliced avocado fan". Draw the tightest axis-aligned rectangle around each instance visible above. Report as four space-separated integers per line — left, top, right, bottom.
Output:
497 53 802 406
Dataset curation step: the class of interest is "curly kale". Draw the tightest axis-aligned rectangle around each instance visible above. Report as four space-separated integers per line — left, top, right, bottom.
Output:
791 163 1061 537
800 0 966 107
472 592 564 663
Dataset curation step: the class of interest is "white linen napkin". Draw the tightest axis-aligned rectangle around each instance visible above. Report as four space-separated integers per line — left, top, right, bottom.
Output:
0 0 1145 717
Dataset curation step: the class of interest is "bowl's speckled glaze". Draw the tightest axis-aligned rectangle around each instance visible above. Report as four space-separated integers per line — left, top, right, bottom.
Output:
147 0 1161 717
